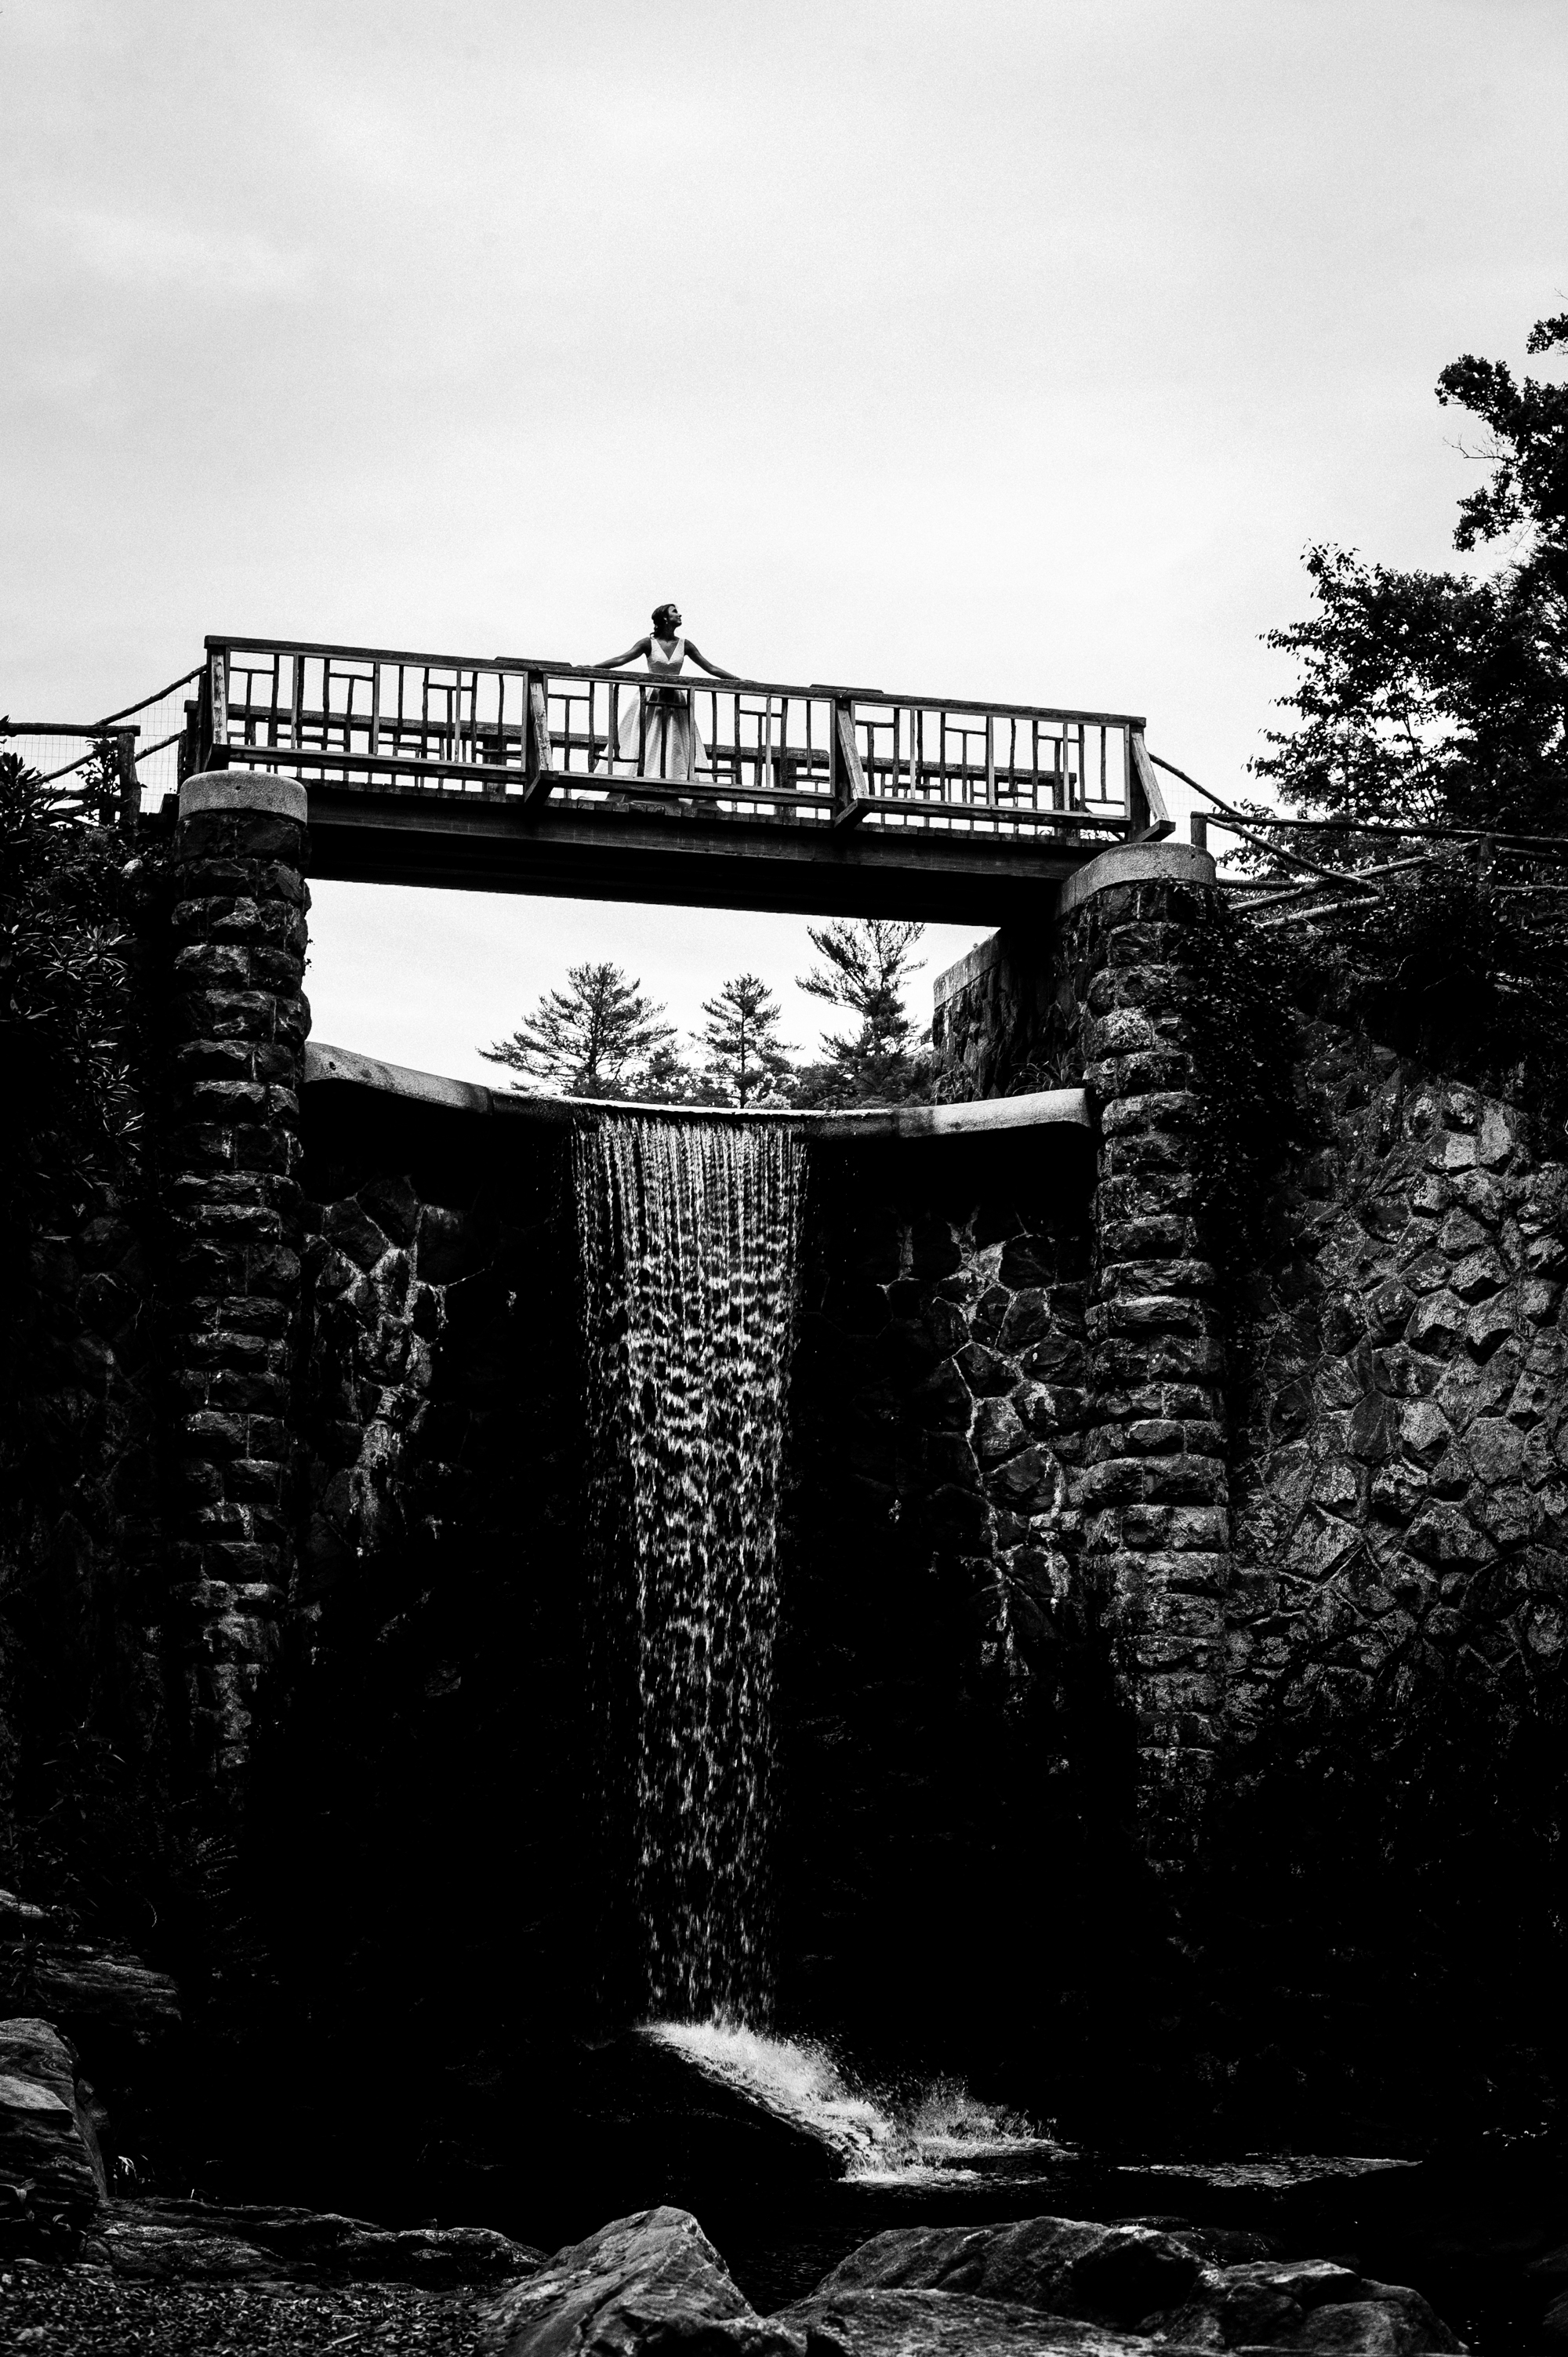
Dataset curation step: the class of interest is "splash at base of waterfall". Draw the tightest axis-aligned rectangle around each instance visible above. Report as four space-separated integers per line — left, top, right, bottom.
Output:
645 2017 1065 2183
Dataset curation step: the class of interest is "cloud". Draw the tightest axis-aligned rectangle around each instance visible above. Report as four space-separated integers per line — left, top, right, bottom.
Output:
60 209 314 297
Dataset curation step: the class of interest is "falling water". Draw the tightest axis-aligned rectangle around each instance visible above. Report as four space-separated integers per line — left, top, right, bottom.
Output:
575 1114 805 2025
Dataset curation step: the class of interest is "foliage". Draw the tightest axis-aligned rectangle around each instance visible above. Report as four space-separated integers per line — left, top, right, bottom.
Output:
1441 311 1568 576
1292 854 1568 1135
0 754 139 1367
1253 314 1567 839
632 1040 724 1106
793 917 935 1108
481 960 675 1097
1241 315 1568 1128
696 971 793 1108
1181 895 1308 1331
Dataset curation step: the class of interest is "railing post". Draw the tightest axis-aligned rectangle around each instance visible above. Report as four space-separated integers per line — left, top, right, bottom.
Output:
208 647 229 772
193 669 214 778
524 670 555 808
829 697 869 830
1127 728 1174 843
115 729 140 837
179 699 201 789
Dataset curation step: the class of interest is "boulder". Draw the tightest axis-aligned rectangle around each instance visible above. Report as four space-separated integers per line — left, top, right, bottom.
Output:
478 2206 798 2355
85 2197 541 2285
808 2218 1204 2328
563 2029 858 2210
0 2016 107 2250
1143 2260 1465 2354
0 1892 53 1939
0 1890 182 2050
1263 2290 1463 2354
783 2287 1160 2356
804 2221 1464 2356
20 1948 182 2044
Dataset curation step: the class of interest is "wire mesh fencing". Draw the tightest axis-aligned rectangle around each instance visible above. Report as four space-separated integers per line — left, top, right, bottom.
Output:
2 668 200 830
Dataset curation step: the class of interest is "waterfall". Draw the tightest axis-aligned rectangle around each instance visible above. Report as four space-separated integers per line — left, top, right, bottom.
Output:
575 1114 805 2025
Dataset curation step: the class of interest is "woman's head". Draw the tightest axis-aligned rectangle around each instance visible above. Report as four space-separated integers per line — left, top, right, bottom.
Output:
652 601 682 633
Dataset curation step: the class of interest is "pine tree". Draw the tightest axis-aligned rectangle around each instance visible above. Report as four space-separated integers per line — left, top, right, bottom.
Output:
636 1040 725 1106
696 972 793 1108
793 918 931 1107
481 961 674 1096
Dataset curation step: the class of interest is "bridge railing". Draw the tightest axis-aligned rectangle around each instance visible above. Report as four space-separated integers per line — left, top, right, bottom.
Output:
187 635 1167 842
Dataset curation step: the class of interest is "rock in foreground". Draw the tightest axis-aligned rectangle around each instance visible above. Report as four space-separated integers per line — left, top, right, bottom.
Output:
807 2217 1206 2326
784 2288 1171 2355
0 2015 107 2250
86 2196 542 2286
478 2205 797 2355
1143 2255 1465 2352
477 2207 1467 2357
801 2219 1464 2354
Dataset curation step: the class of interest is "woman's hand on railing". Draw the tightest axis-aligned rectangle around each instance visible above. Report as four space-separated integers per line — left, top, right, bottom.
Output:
682 642 740 682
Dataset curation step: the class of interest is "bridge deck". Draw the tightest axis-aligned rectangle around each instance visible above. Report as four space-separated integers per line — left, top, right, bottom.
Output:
187 634 1170 917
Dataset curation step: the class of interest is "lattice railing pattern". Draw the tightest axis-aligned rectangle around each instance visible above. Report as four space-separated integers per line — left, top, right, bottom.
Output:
187 635 1167 843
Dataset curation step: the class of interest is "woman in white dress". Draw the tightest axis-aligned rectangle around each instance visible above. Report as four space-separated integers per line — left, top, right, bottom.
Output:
597 604 739 783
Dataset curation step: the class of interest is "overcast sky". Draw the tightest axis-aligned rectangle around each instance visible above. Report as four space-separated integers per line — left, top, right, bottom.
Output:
6 1 1565 1080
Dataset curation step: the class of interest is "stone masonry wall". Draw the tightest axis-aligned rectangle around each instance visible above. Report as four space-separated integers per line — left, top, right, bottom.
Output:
288 1087 579 1643
790 1133 1094 1718
1227 1028 1568 1742
295 1173 452 1614
779 1127 1106 2065
283 1099 1112 2077
165 778 310 1789
930 928 1064 1100
930 888 1568 1792
1051 856 1232 1878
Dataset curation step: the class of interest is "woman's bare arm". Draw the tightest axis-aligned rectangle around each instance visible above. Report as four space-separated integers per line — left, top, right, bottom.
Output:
596 637 652 669
683 640 740 681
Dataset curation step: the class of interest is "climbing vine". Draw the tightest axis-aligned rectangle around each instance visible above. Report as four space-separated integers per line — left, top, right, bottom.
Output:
1298 855 1568 1145
1179 892 1310 1396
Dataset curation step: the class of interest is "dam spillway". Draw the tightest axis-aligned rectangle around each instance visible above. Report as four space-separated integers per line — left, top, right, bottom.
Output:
575 1115 806 2023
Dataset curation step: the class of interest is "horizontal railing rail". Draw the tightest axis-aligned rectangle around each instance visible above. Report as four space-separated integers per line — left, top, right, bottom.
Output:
187 634 1169 844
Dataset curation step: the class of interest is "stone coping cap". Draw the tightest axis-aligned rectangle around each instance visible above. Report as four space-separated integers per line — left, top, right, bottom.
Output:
1056 839 1216 915
179 770 308 825
305 1040 1091 1140
933 931 1005 1008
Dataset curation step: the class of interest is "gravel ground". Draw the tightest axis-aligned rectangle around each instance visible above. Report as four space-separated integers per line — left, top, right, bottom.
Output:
0 2258 486 2354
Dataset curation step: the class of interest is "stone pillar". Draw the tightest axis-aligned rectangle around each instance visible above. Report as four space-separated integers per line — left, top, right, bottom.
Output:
1055 841 1229 1879
165 771 310 1792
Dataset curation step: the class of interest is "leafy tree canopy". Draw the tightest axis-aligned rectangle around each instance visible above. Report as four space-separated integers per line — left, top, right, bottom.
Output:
0 752 138 1219
0 753 143 1520
1247 316 1568 1124
481 961 674 1097
1254 314 1568 840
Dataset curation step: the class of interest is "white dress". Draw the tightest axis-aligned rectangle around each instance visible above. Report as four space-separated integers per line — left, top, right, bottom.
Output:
613 635 707 782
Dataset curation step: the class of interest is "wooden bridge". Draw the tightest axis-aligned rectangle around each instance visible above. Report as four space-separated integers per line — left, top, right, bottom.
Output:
180 634 1171 921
